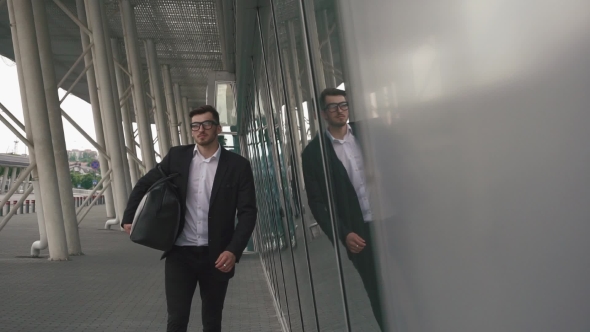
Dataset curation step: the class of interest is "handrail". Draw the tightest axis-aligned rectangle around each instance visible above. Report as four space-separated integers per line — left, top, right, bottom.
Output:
0 184 34 232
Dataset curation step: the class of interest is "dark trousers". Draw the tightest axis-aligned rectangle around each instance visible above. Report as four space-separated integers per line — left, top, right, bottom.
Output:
165 246 229 332
351 223 384 331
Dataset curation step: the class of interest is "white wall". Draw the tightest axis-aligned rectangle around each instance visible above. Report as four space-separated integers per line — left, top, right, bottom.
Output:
338 0 590 331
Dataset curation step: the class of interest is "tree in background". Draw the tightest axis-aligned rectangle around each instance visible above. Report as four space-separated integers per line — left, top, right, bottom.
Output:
70 171 101 189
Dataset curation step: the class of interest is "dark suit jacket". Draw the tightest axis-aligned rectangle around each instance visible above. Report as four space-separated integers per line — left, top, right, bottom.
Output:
122 145 257 279
301 124 365 258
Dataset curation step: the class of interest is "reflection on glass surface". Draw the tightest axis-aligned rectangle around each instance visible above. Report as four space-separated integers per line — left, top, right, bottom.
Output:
214 82 237 126
238 0 422 330
302 88 384 331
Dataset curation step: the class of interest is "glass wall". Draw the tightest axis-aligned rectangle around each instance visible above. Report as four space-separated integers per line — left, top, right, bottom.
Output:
237 0 590 331
237 0 382 330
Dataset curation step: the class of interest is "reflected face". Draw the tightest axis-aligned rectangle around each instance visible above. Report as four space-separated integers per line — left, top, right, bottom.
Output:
322 95 349 127
190 112 221 146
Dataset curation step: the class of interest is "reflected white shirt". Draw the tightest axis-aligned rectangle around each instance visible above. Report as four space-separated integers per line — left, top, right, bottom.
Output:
327 125 373 222
175 145 221 246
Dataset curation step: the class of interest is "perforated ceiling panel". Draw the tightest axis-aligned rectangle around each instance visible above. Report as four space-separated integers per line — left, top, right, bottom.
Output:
0 0 224 109
103 0 223 106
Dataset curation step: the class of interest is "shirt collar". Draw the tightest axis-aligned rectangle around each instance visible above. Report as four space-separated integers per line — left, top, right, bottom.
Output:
326 124 353 143
193 144 222 161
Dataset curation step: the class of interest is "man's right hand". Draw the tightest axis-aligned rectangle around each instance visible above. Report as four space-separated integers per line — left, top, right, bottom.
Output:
346 232 366 254
123 224 132 235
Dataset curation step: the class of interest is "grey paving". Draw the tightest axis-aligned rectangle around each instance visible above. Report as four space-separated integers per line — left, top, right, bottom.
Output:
0 206 283 332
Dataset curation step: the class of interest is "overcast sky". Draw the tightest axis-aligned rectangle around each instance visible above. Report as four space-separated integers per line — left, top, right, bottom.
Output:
0 56 98 155
0 55 165 161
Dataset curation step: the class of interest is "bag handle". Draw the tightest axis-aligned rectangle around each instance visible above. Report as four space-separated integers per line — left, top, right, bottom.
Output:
146 165 180 192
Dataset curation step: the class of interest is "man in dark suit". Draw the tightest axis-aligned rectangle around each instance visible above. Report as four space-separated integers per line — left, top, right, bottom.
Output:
302 88 384 330
122 105 257 332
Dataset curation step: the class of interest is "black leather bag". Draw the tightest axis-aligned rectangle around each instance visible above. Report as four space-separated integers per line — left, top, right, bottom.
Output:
130 165 181 251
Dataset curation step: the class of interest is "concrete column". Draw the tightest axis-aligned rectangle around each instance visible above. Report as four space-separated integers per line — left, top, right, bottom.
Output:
119 0 155 170
100 2 132 198
299 5 326 137
182 96 192 143
0 167 7 193
11 0 68 260
32 0 82 255
76 0 115 218
144 54 160 154
0 167 8 193
145 39 171 156
85 0 121 224
287 21 308 148
86 0 130 227
8 0 47 257
321 10 338 87
174 84 188 145
8 167 18 192
26 173 32 189
111 38 139 185
161 65 180 146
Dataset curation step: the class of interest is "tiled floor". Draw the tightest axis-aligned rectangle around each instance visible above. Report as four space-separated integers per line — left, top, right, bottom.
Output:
0 207 282 332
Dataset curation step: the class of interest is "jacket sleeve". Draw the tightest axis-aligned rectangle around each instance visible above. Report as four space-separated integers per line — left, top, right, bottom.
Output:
121 150 173 226
225 160 257 262
302 149 351 246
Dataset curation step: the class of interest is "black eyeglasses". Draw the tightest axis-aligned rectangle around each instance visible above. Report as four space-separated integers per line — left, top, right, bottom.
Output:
324 102 349 113
191 120 218 131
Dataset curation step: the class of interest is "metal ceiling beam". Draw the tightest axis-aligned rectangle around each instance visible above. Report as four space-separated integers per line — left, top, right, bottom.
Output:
0 102 25 131
87 0 130 227
162 64 180 146
59 59 93 104
120 0 155 170
52 0 93 37
57 41 94 88
76 0 115 218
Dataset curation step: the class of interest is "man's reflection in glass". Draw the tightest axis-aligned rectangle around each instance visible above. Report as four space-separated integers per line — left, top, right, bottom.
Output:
302 88 384 330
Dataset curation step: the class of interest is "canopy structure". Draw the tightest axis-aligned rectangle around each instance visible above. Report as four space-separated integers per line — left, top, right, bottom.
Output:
0 0 235 109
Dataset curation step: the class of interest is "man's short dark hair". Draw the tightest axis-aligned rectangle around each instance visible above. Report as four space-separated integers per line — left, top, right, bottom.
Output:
189 105 220 124
320 88 347 110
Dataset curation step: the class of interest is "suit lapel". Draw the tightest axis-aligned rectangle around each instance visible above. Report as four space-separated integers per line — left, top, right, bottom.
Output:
209 148 229 207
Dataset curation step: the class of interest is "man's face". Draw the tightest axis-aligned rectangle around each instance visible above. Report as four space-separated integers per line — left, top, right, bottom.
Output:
190 112 221 147
321 95 349 127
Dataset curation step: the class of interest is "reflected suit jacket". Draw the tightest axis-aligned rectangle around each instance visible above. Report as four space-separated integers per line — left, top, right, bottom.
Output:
302 123 365 259
122 145 257 279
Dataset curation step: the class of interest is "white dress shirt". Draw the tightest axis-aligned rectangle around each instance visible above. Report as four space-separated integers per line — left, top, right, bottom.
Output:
175 145 221 246
327 125 373 222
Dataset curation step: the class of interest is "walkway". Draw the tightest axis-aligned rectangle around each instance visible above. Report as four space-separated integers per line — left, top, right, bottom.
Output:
0 207 282 332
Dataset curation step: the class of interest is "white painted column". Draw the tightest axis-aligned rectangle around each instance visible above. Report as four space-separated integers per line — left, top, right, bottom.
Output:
32 0 82 255
144 53 161 155
7 0 47 257
173 84 188 145
100 2 132 198
0 167 7 193
11 0 68 260
76 0 115 218
119 0 156 170
7 167 17 192
161 64 180 146
145 39 171 156
111 38 139 185
182 96 192 143
86 0 130 229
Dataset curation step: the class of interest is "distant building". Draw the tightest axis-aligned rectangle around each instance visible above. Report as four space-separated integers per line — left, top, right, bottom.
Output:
67 149 98 161
68 161 98 175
